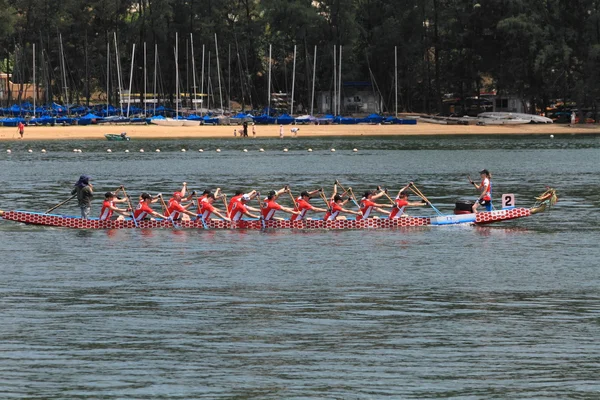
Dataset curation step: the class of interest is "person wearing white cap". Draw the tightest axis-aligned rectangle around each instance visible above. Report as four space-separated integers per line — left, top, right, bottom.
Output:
230 194 260 221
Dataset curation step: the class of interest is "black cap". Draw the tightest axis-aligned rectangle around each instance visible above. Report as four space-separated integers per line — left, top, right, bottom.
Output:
479 169 490 175
141 192 152 200
105 191 116 198
333 194 342 202
363 190 372 198
202 189 211 195
399 190 409 198
300 191 310 198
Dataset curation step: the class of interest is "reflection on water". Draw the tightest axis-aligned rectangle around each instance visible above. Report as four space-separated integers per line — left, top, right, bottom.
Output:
0 135 599 398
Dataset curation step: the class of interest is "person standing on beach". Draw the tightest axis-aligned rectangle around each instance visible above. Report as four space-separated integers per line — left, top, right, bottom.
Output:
252 123 256 138
234 128 237 137
17 121 24 139
71 175 94 219
243 121 249 137
279 124 284 139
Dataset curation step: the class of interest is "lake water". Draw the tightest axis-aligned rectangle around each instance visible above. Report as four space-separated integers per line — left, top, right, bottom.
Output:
0 134 599 398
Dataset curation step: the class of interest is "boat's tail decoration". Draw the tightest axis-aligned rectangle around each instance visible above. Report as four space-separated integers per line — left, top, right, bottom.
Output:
530 188 558 214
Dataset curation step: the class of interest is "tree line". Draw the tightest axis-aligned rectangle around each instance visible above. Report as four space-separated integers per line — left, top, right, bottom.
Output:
1 0 599 115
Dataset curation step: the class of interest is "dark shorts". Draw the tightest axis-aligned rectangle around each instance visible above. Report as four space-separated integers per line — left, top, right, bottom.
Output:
478 199 493 211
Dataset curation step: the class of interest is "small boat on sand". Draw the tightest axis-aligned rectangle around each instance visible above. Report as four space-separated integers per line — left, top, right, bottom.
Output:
104 133 130 141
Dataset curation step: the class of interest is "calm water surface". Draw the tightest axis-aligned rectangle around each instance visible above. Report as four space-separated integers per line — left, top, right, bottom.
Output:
0 134 599 399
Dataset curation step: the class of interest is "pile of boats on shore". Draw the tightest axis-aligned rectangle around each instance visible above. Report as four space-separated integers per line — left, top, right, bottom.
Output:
419 112 554 125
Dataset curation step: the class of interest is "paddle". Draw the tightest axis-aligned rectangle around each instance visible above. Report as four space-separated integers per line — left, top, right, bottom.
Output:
287 188 298 210
45 194 77 214
335 180 360 208
194 193 208 229
408 183 443 216
158 194 181 229
119 186 138 228
377 185 396 206
256 192 265 229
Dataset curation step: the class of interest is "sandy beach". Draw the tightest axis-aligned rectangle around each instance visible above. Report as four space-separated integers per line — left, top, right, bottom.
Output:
0 122 598 141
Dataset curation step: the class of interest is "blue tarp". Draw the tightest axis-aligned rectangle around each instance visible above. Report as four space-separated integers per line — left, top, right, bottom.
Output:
78 113 103 125
276 114 294 125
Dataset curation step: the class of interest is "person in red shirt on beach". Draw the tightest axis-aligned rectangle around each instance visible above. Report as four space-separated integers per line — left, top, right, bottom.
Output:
99 191 130 220
291 190 328 221
260 187 299 220
133 193 168 221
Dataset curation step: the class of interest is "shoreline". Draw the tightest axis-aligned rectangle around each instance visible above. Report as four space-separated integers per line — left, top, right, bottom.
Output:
0 123 599 141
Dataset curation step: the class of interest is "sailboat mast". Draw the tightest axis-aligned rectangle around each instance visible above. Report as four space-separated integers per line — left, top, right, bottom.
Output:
338 45 342 115
153 43 157 115
175 32 179 119
106 41 110 115
310 45 316 116
395 45 398 117
267 44 272 114
333 45 336 116
191 34 198 113
126 43 135 118
207 51 211 111
144 42 147 116
113 33 123 115
290 45 296 115
214 34 224 113
59 33 69 115
201 44 205 116
32 43 36 119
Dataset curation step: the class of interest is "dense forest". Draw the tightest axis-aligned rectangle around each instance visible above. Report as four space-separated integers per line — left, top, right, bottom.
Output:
1 0 600 115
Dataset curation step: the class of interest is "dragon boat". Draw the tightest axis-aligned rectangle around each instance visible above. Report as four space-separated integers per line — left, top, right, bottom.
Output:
0 189 557 230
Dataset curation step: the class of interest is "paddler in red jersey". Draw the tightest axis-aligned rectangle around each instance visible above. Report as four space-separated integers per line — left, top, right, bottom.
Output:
230 194 261 221
99 191 130 220
260 186 300 220
133 192 168 221
389 190 425 219
198 193 230 221
291 190 328 221
228 189 259 215
356 189 392 220
167 191 198 220
197 188 223 211
323 183 361 220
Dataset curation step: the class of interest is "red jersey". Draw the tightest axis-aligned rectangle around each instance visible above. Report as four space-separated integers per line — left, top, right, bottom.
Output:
133 201 155 221
481 178 492 201
389 199 409 219
356 199 376 220
99 200 114 220
167 198 186 219
196 195 209 213
261 199 282 220
230 201 249 221
291 197 314 221
323 201 343 221
228 194 243 213
199 201 216 220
